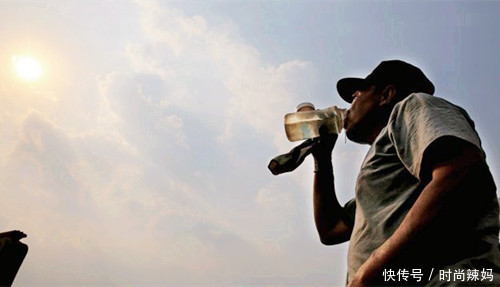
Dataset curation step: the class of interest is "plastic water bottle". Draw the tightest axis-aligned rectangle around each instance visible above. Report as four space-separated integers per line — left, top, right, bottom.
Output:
284 102 347 142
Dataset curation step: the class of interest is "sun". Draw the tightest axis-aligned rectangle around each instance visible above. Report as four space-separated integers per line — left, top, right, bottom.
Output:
12 55 43 81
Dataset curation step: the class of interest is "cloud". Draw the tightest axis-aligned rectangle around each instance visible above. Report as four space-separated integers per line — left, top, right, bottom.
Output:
130 1 317 150
0 1 343 285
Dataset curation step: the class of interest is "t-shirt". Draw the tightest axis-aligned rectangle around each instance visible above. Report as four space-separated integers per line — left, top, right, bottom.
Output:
347 93 500 286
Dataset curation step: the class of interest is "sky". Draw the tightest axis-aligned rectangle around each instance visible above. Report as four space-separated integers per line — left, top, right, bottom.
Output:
0 0 499 286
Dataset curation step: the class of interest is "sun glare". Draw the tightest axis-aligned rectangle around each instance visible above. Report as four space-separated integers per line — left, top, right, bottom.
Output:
12 55 43 81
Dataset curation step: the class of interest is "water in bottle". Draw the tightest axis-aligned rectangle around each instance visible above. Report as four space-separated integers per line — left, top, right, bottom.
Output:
284 103 347 142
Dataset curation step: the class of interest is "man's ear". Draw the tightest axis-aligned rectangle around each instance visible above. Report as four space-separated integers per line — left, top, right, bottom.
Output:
379 85 397 106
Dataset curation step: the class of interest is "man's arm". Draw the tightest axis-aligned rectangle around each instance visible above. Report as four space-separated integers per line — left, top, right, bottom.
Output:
348 137 484 286
314 162 353 245
312 130 353 245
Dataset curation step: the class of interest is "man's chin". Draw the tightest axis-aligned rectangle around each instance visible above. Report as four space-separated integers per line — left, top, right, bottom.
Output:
346 128 367 144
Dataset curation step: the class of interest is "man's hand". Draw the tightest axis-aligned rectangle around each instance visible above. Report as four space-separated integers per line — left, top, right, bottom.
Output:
348 275 368 287
311 125 338 168
347 255 384 287
0 230 27 241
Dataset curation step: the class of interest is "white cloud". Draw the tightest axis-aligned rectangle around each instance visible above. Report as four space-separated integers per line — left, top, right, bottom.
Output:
0 1 344 285
129 1 317 151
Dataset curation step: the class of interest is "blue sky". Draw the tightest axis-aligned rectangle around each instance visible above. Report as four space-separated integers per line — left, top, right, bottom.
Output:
0 1 498 286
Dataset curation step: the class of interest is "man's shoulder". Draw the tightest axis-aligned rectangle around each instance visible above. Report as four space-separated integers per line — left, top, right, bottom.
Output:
398 92 447 108
392 93 462 120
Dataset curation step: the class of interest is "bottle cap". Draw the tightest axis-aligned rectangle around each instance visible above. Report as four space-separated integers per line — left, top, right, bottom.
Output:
296 102 315 112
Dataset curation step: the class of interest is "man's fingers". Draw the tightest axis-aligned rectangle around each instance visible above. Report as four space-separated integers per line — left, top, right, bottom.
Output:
319 125 339 141
318 125 329 138
16 231 27 239
10 230 27 240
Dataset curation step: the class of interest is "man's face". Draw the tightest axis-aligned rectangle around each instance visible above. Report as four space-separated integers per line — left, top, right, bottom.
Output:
344 85 383 144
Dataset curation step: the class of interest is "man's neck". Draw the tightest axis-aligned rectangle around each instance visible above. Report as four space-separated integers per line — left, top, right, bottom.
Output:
365 113 391 145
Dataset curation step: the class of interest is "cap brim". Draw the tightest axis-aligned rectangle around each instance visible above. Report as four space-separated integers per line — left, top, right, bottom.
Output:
336 78 369 103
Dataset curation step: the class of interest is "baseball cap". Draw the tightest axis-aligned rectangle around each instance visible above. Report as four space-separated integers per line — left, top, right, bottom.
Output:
336 60 435 103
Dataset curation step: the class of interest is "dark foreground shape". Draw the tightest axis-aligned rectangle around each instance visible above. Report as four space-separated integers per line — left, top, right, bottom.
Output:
0 231 28 287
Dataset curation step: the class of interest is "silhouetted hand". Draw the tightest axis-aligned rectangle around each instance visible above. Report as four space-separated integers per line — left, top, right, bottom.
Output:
0 231 27 242
311 125 338 161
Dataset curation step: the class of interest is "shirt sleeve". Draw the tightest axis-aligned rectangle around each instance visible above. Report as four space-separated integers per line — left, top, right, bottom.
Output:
343 198 356 228
387 93 483 180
